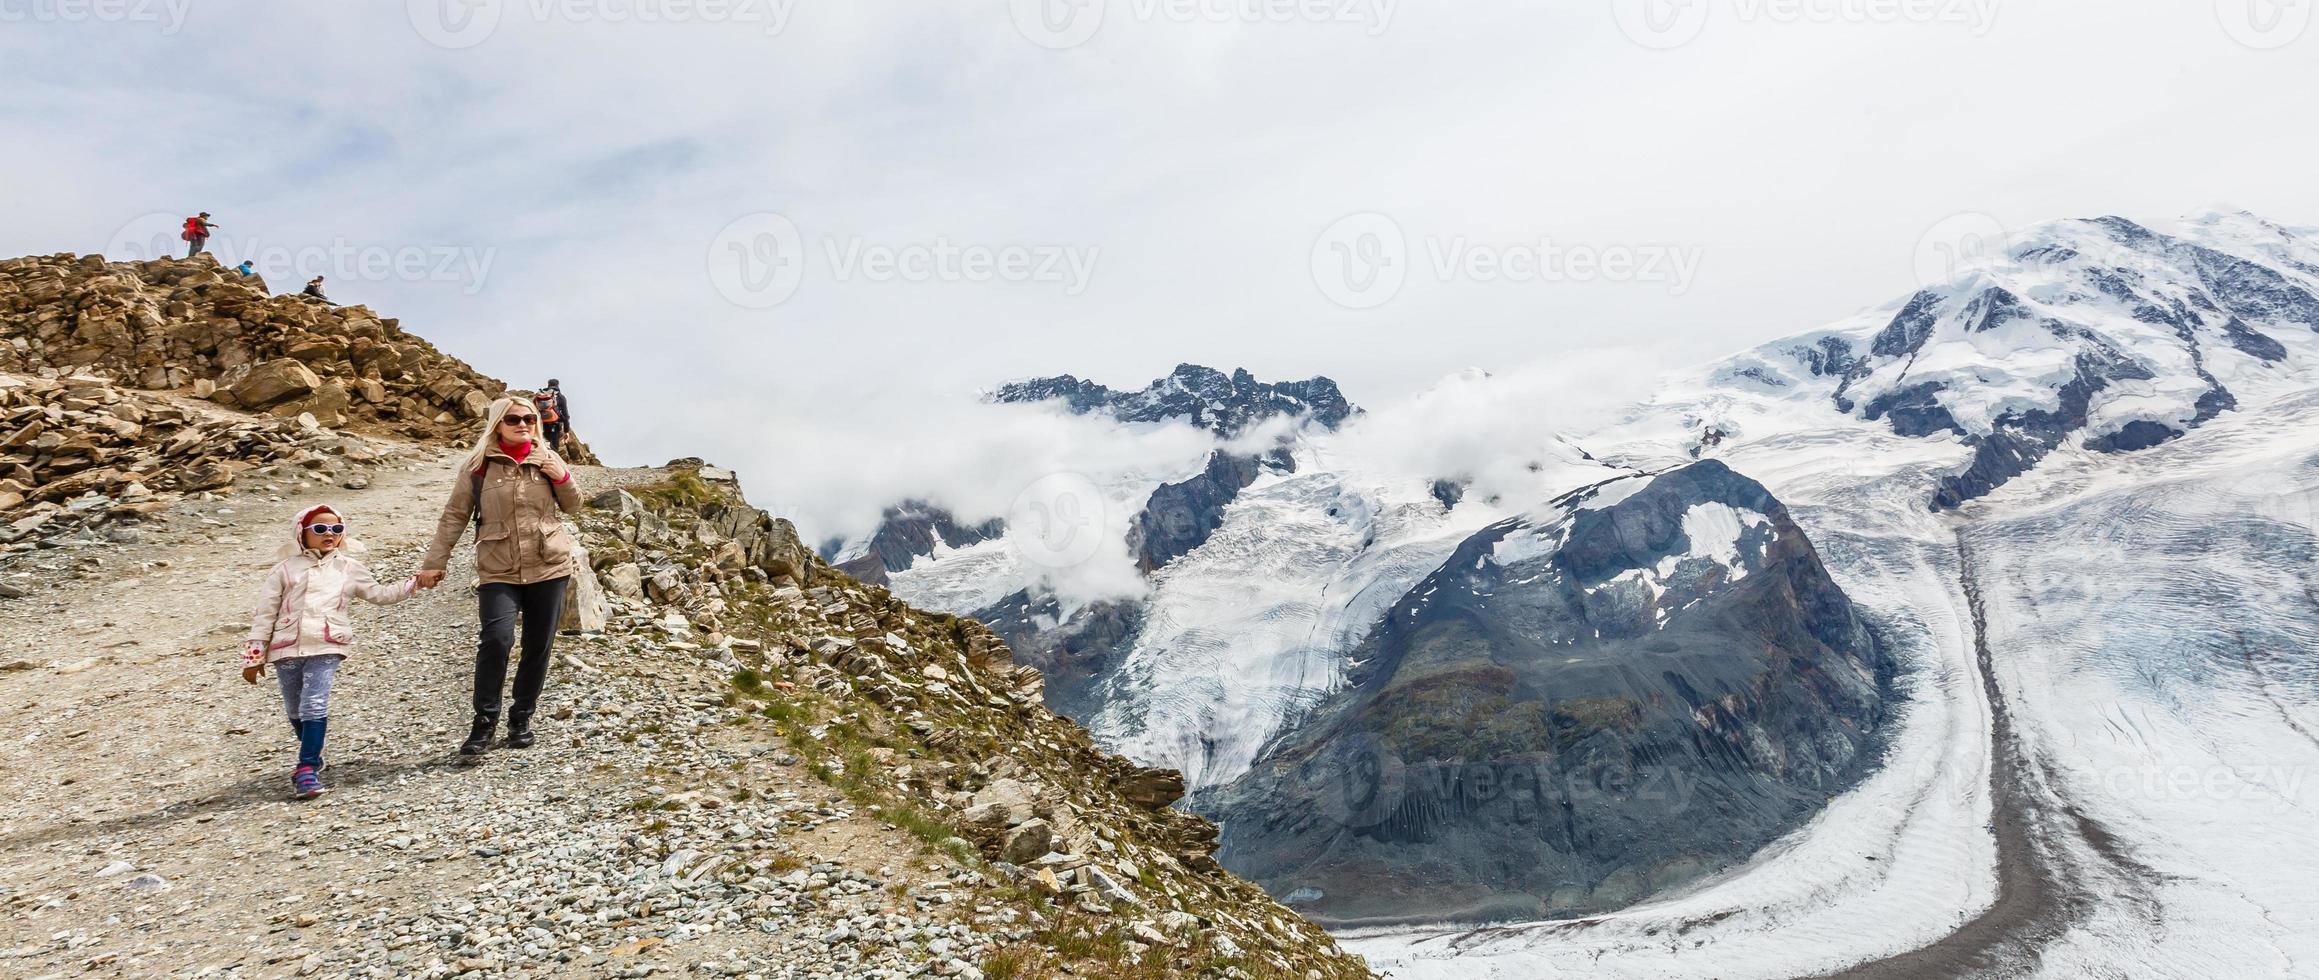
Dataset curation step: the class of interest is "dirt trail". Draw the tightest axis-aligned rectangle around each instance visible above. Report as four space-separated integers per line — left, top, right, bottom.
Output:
0 447 986 978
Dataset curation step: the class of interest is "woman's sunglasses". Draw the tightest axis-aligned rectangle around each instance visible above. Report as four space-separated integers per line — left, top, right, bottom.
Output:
305 523 346 535
502 414 538 426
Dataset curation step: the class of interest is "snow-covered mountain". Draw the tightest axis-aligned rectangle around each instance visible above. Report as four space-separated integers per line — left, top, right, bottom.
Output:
847 210 2319 972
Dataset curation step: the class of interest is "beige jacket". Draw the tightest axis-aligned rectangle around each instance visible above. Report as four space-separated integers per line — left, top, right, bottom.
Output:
421 442 584 585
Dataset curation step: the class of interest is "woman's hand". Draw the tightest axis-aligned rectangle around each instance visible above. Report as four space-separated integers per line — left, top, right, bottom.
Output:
415 569 446 588
538 455 569 482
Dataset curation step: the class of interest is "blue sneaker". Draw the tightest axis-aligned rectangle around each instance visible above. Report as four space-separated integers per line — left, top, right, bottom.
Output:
292 766 325 799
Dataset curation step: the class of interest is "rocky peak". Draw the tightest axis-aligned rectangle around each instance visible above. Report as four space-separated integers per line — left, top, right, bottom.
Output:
0 252 596 461
990 363 1358 436
1204 459 1893 926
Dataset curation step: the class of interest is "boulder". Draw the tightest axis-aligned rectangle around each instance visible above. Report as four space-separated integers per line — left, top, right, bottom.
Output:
229 358 320 409
559 545 611 634
999 819 1055 865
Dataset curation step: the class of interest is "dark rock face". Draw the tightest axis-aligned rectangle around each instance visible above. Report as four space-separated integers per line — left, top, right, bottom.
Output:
829 502 1005 584
1128 451 1268 572
972 590 1146 721
991 364 1357 436
1202 461 1895 927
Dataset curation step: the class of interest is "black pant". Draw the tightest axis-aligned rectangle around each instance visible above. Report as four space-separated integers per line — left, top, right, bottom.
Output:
187 235 206 258
543 421 565 449
474 577 569 722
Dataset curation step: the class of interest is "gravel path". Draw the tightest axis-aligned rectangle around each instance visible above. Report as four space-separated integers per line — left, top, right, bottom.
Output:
0 451 1013 979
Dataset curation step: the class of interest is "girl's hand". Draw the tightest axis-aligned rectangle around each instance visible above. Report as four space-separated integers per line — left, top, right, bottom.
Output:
242 664 264 685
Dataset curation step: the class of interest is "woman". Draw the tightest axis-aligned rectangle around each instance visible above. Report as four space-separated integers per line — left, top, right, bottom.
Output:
417 396 583 756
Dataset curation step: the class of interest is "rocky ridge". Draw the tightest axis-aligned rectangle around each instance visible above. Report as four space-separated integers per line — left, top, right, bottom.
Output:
573 462 1372 978
0 252 599 461
0 370 418 555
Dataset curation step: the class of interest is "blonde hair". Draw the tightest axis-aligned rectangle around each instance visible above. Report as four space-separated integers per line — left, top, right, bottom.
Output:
460 395 535 474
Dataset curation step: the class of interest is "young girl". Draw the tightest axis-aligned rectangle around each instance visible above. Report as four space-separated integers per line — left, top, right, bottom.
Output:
243 504 430 798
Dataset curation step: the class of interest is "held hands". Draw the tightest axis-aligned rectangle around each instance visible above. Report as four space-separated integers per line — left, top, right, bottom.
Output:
415 569 446 589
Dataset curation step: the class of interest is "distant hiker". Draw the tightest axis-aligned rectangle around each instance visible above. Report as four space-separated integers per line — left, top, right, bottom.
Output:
416 398 583 757
535 380 571 450
303 276 329 301
181 212 217 258
243 504 434 799
235 260 254 277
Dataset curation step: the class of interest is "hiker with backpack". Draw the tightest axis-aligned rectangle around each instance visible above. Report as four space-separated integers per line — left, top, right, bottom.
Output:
243 504 438 798
415 397 583 757
303 276 330 302
181 212 217 258
535 380 571 450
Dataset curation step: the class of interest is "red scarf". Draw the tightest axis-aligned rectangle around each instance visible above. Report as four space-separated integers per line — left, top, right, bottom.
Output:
476 438 533 476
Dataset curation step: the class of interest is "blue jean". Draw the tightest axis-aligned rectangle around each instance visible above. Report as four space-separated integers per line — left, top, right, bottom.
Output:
275 654 344 722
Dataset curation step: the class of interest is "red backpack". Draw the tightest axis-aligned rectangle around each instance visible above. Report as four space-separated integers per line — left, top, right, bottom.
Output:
180 217 204 242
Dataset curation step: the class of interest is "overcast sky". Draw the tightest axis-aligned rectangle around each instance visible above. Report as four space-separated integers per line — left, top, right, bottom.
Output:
4 0 2314 540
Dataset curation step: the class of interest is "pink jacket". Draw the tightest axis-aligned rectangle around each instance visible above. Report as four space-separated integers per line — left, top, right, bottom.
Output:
243 505 417 666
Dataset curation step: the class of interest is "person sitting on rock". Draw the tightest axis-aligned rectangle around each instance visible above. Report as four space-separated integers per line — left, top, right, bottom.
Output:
302 276 329 302
243 504 437 799
235 260 254 277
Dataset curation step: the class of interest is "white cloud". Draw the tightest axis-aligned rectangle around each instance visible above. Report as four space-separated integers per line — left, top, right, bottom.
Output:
2 0 2314 543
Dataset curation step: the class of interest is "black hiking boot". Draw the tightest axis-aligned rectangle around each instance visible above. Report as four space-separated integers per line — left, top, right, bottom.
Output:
505 712 535 749
459 716 496 757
